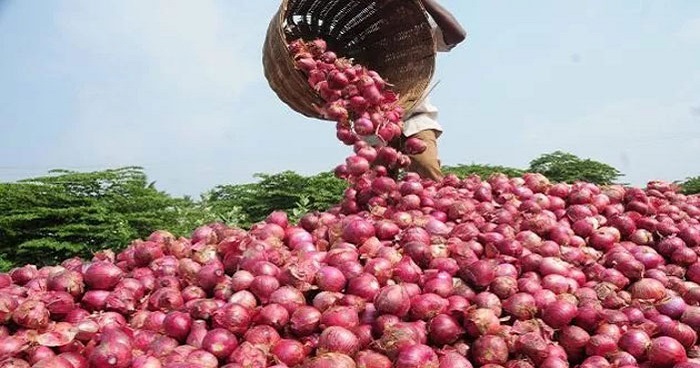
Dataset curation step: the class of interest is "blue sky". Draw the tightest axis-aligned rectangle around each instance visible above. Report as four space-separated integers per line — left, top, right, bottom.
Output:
1 1 699 196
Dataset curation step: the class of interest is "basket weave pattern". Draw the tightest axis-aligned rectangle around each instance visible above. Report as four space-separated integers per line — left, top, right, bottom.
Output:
263 0 436 120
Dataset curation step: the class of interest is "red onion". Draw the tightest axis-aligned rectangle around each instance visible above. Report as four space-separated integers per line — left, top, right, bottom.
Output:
228 342 267 367
320 306 359 329
318 326 359 355
660 321 698 349
46 269 84 297
249 275 280 303
474 291 502 316
630 278 667 301
231 270 255 291
83 261 124 290
558 325 591 354
461 260 496 288
542 299 578 328
464 308 501 337
395 344 438 368
393 256 422 283
428 314 464 345
12 300 49 329
201 328 238 359
271 339 307 367
316 266 347 292
409 293 449 321
212 303 251 335
682 306 700 329
242 326 278 348
648 336 687 367
163 311 192 342
585 334 618 357
185 320 207 348
305 352 356 368
186 349 218 368
269 286 306 314
255 303 290 330
289 305 322 337
472 335 509 366
88 342 132 368
147 287 184 312
355 350 393 368
374 284 410 317
503 293 538 320
657 295 688 319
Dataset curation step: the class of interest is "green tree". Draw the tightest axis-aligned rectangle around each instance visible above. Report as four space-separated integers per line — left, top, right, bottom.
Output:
443 164 524 179
527 151 623 185
0 167 210 269
679 176 700 195
206 171 346 228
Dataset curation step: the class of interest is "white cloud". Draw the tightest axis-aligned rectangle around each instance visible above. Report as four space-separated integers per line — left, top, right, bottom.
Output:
677 17 700 43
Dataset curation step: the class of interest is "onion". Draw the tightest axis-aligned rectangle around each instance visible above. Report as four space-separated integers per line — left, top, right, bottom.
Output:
356 350 393 368
648 336 687 367
151 311 186 341
88 342 132 368
618 329 652 359
660 321 698 349
320 306 359 329
272 339 307 367
503 293 538 320
290 306 322 336
46 269 84 297
255 303 290 330
427 314 463 345
269 286 306 314
542 300 578 328
305 352 357 368
630 278 667 301
212 303 251 335
228 342 267 367
395 344 438 368
316 266 347 292
474 292 502 316
657 295 688 319
585 334 618 357
464 308 501 337
83 261 123 290
244 325 280 348
318 326 359 355
409 293 449 321
461 260 496 288
472 335 509 366
374 284 410 317
184 320 207 348
682 306 700 329
202 328 238 359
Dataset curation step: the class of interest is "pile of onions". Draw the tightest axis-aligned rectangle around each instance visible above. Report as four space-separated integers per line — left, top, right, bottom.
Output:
0 39 699 368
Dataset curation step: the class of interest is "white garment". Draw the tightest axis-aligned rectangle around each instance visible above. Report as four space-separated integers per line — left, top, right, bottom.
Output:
403 16 452 138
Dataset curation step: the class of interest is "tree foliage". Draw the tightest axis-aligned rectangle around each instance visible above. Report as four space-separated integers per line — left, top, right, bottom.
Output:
206 171 347 228
0 167 210 269
527 151 623 185
443 164 524 179
679 176 700 195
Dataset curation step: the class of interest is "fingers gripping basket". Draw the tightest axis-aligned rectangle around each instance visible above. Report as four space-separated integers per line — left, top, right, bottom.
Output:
263 0 437 120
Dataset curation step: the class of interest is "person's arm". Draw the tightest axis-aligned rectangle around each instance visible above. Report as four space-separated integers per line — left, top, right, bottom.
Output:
421 0 467 47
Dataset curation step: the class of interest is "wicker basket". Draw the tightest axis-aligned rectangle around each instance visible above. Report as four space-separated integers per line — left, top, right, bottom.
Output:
263 0 437 120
